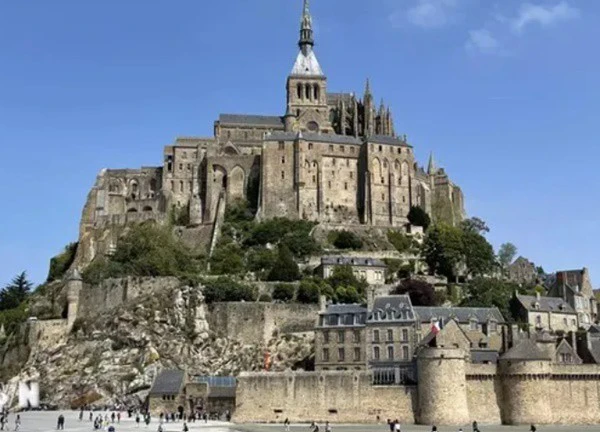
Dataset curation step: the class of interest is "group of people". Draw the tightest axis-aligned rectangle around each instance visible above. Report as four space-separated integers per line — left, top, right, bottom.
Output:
0 412 20 431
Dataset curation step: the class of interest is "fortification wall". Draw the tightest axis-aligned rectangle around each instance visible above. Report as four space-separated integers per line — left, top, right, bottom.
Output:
78 277 181 318
465 364 502 424
208 303 318 345
28 319 68 350
546 365 600 424
234 371 416 423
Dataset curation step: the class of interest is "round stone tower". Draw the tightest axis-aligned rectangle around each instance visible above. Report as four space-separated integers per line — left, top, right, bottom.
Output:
66 269 83 332
499 340 552 425
417 347 470 426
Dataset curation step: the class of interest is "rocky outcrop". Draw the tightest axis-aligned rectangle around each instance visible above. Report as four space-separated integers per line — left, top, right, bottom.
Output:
7 284 314 409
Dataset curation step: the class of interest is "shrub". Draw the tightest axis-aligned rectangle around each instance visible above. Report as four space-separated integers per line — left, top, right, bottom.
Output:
246 247 278 276
258 293 272 303
297 279 321 304
169 203 190 226
267 246 301 282
246 218 318 258
392 279 438 306
210 243 245 275
387 230 413 253
334 286 361 304
202 277 257 303
272 284 295 302
331 231 363 250
47 242 78 282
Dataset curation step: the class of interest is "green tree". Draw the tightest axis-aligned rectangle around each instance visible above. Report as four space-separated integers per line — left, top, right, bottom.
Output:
498 243 518 269
267 245 301 282
392 279 438 306
202 277 257 303
327 265 368 298
210 243 245 275
422 224 464 279
460 217 490 235
387 231 415 253
246 247 277 277
0 272 33 311
460 277 519 322
334 286 361 304
297 279 322 304
331 231 363 250
407 206 431 230
47 242 78 282
272 284 295 302
462 230 496 277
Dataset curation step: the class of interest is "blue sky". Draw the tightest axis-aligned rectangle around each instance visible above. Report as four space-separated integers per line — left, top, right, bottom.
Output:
0 0 598 287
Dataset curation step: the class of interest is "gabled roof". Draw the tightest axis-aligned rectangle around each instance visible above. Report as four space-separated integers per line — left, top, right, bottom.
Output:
368 295 415 322
515 294 576 314
501 340 551 361
149 370 185 395
218 114 284 127
413 306 505 324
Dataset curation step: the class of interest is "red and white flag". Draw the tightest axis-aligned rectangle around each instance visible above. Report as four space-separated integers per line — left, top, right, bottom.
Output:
431 321 441 335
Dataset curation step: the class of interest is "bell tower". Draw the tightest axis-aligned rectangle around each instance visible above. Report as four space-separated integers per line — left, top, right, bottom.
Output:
285 0 332 134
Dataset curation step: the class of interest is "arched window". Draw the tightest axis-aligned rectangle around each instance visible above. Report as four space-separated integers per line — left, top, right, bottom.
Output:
179 181 184 192
314 84 320 100
297 83 302 99
305 83 311 100
149 179 157 192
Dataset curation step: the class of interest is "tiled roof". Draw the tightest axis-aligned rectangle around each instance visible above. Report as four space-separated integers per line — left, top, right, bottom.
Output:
413 306 505 324
515 294 576 313
218 114 284 127
321 304 367 316
321 256 386 268
149 370 184 395
501 339 551 361
368 295 415 322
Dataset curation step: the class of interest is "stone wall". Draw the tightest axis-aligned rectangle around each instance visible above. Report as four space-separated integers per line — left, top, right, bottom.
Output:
207 303 319 345
234 371 417 423
28 319 68 351
465 364 502 424
78 277 181 318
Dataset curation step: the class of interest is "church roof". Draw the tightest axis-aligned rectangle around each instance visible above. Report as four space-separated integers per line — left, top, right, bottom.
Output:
367 135 412 147
218 114 284 127
501 339 551 361
291 50 324 77
265 131 362 145
149 369 185 395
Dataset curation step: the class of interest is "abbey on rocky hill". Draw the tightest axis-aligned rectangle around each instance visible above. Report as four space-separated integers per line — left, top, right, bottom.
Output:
75 0 464 266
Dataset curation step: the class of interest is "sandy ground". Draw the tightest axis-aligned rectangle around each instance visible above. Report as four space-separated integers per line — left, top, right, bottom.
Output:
2 412 599 432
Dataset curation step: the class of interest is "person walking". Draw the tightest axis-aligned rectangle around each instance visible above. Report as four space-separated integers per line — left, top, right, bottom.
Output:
530 425 537 432
393 420 401 432
117 413 121 424
284 418 290 432
431 426 437 432
57 414 65 430
325 421 331 432
135 414 140 428
183 422 189 432
14 415 20 432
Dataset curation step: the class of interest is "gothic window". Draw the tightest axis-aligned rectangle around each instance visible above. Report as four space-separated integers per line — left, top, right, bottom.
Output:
328 181 331 188
170 180 174 190
281 171 285 180
350 172 354 179
308 143 314 150
398 178 402 186
402 196 406 203
346 159 350 167
379 145 383 152
297 83 302 99
179 181 184 192
305 83 311 100
381 193 385 201
383 160 388 169
312 161 317 168
314 84 320 100
332 159 336 166
282 156 286 164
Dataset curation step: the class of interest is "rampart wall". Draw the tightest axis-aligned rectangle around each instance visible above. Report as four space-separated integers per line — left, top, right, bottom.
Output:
208 303 318 345
234 371 416 423
235 357 600 425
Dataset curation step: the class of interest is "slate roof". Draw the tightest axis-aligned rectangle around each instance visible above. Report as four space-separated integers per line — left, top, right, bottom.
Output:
321 256 386 268
471 350 499 364
320 304 367 316
291 50 324 76
149 370 185 395
515 294 576 314
192 376 236 398
501 339 551 361
327 93 355 104
368 295 415 323
265 131 363 145
413 306 505 324
368 135 411 147
218 114 284 127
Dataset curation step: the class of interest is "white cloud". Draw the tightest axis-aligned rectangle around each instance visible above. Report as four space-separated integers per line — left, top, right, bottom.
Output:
465 29 501 54
390 0 459 29
511 2 580 33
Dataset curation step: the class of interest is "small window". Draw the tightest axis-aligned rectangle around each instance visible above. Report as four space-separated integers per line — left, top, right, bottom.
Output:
344 183 348 190
338 330 345 343
187 164 191 171
281 171 285 180
179 163 183 171
402 346 409 360
387 329 393 342
379 145 383 152
402 329 408 342
346 159 350 167
338 348 345 362
373 329 380 343
329 145 334 152
387 346 394 360
332 159 336 166
350 172 354 179
563 318 568 326
381 194 385 201
278 141 285 150
244 131 249 140
182 151 187 159
312 175 316 183
281 156 285 164
381 177 385 184
402 196 406 203
354 347 361 361
308 143 313 150
323 348 330 362
179 181 184 192
470 320 478 331
354 330 361 343
323 330 330 343
373 346 380 360
227 131 231 139
398 148 402 154
572 319 576 326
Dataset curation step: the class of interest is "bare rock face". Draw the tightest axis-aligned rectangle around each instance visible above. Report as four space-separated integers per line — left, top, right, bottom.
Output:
10 284 314 409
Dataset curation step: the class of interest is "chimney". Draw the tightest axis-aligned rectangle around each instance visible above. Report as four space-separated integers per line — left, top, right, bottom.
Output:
367 287 376 311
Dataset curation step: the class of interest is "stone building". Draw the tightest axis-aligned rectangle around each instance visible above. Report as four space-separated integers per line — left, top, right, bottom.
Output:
507 256 538 285
546 267 597 326
147 369 186 416
317 256 386 286
71 0 465 269
512 292 579 333
315 304 367 371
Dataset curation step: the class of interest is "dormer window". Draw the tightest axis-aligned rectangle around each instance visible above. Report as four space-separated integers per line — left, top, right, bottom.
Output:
469 319 478 331
534 302 540 310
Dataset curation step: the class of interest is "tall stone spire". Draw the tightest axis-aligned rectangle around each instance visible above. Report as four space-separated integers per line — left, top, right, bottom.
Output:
427 152 437 175
299 0 314 55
